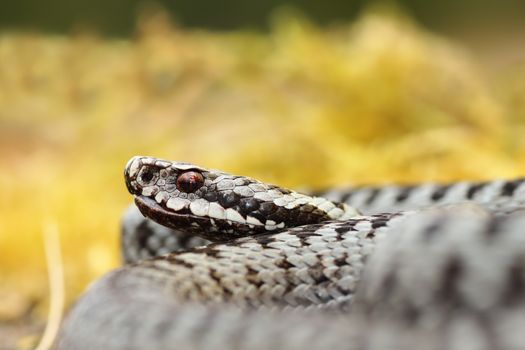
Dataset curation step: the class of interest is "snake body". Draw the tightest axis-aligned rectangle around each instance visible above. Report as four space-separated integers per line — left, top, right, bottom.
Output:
55 156 525 350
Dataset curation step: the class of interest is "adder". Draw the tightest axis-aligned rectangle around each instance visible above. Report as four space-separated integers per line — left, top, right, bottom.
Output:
55 156 525 350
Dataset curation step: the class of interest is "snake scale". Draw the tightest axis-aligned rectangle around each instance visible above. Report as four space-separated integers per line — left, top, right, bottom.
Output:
55 156 525 350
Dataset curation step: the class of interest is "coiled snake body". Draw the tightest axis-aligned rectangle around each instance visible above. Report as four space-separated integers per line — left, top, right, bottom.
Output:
56 156 525 350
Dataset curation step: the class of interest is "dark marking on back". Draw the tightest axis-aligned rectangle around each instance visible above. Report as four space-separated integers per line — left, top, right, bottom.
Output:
335 225 353 234
395 185 415 203
134 220 155 256
484 216 505 238
245 266 264 288
437 256 463 304
371 217 390 229
155 255 195 270
466 182 485 199
209 269 234 297
191 245 223 258
308 262 330 285
365 188 381 206
276 258 294 270
501 179 524 197
423 221 442 240
253 233 280 246
502 256 525 306
431 184 452 201
402 302 421 325
340 191 356 203
333 254 348 267
379 268 397 300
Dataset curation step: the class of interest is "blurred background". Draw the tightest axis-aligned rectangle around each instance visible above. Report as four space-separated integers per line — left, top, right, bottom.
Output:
1 1 525 348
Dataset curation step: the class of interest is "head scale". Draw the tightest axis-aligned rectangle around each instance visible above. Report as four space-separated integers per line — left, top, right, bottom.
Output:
125 156 359 241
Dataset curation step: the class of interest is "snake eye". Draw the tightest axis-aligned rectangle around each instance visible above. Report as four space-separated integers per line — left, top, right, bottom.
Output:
176 171 204 193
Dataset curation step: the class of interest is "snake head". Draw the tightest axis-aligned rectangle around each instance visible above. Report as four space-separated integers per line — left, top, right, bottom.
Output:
125 156 359 241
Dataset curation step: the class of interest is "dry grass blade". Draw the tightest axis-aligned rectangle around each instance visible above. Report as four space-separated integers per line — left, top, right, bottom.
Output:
34 222 64 350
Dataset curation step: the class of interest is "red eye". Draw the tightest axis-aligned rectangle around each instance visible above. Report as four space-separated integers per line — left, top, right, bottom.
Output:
176 171 204 193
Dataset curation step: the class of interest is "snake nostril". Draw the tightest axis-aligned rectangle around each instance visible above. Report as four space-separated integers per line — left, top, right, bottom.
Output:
136 166 159 187
140 170 154 183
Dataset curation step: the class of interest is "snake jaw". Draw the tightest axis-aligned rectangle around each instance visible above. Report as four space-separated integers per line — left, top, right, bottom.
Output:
133 195 216 239
134 195 270 241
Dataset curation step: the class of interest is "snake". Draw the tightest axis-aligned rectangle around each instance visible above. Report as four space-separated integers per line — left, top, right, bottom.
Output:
55 156 525 350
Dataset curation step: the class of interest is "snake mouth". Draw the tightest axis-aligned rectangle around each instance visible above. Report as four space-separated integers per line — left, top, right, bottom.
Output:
134 195 210 232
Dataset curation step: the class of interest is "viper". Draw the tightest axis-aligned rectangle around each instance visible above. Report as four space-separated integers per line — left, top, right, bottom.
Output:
55 156 525 350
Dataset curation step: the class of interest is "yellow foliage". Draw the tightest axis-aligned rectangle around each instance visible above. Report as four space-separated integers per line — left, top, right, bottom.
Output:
1 8 525 332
